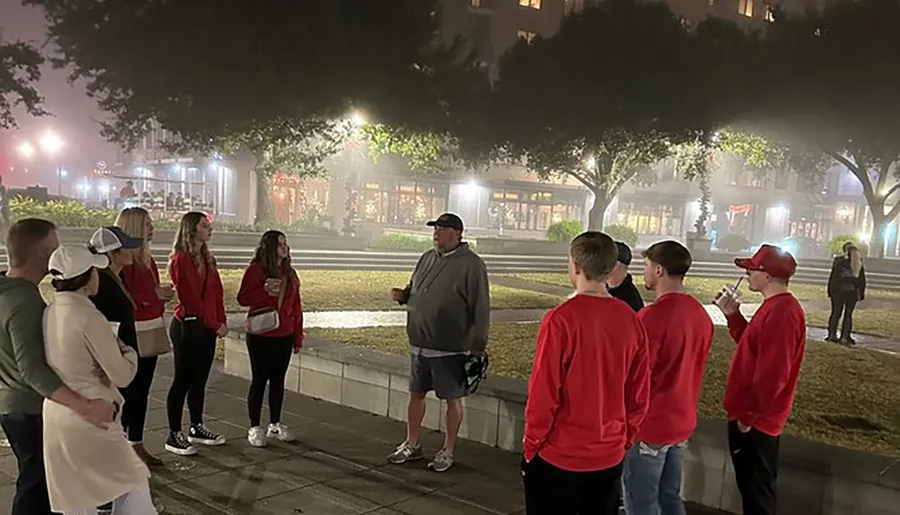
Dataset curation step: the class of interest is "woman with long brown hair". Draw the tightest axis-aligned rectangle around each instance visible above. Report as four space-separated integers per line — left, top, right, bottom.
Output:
164 212 228 456
826 241 867 344
237 230 303 447
115 207 173 467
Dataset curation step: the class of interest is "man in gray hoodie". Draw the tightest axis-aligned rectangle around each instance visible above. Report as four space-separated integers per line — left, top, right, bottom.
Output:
388 213 490 472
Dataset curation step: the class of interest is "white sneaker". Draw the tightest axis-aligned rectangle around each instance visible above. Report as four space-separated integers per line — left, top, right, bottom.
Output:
247 426 267 448
266 423 295 442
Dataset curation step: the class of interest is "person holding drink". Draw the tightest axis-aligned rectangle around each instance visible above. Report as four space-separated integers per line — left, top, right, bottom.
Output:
117 207 174 466
237 230 304 447
165 212 228 456
715 244 806 515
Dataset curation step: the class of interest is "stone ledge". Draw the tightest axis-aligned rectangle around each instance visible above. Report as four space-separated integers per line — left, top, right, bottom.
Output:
223 332 900 514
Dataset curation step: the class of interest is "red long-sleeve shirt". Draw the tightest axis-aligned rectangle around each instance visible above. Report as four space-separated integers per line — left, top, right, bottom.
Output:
524 295 650 472
169 251 226 332
724 292 806 437
236 263 304 349
120 257 166 322
636 292 714 445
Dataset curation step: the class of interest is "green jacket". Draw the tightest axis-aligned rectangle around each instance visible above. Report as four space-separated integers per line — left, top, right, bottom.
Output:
0 274 62 414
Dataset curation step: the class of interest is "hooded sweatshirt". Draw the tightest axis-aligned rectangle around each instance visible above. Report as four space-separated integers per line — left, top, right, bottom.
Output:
402 243 490 353
0 274 63 414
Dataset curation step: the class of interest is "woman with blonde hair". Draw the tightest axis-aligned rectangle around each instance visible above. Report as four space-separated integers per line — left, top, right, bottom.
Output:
115 207 173 466
164 212 228 456
43 245 157 514
826 241 867 344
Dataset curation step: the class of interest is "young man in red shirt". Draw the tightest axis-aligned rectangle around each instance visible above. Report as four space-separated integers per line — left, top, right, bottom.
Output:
523 231 650 515
716 244 806 515
623 241 714 515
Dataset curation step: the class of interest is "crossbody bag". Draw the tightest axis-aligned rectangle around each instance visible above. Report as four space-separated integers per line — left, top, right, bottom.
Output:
246 277 286 335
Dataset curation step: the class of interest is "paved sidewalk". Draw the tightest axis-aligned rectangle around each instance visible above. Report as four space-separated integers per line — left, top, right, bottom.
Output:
0 358 724 514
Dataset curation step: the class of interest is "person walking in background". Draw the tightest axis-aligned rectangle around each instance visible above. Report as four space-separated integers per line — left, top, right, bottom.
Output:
607 241 644 312
165 212 228 456
523 232 650 515
117 208 173 466
826 241 866 344
387 213 490 473
715 244 806 515
623 241 714 515
43 245 157 515
237 230 303 448
0 219 116 515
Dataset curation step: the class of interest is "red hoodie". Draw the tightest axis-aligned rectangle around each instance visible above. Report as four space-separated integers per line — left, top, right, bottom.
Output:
169 250 226 332
524 295 650 472
236 263 304 349
636 292 714 445
724 292 806 437
121 257 166 322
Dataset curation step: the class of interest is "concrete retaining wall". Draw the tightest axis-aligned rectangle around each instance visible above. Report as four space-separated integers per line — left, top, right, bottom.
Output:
225 332 900 514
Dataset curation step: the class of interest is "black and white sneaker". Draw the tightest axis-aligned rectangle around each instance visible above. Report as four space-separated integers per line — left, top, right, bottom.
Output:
188 424 226 446
165 431 197 456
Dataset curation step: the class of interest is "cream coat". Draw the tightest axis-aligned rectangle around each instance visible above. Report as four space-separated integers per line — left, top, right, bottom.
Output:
42 291 150 513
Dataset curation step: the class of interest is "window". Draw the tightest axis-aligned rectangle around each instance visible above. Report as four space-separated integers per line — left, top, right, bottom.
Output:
738 0 753 17
764 4 775 22
488 188 580 231
617 202 685 237
517 30 537 43
362 180 448 225
519 0 541 9
471 0 481 7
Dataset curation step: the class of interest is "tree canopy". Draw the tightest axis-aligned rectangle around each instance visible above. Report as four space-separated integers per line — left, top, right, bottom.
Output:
487 0 753 229
30 0 480 221
0 34 44 129
736 0 900 256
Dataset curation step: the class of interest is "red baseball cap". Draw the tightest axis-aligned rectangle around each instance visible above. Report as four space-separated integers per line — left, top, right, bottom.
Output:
734 244 797 279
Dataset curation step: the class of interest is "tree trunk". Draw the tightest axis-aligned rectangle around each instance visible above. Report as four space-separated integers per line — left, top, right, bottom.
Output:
588 192 610 231
252 150 274 226
869 211 887 259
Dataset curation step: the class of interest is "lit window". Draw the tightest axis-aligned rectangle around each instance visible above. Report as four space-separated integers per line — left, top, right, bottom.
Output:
764 4 775 22
519 0 542 9
471 0 481 7
738 0 753 17
517 30 537 43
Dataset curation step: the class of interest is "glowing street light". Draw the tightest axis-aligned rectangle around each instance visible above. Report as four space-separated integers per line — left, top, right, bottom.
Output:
39 131 64 155
17 142 35 159
349 111 367 127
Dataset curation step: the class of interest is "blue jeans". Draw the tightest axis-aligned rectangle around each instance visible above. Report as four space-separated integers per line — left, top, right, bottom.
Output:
623 441 687 515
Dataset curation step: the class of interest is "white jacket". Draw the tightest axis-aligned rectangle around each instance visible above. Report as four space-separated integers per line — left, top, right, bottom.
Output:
42 291 149 513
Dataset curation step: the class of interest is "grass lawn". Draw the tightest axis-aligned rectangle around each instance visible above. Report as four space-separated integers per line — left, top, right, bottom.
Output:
513 273 900 304
309 323 900 457
807 309 900 340
40 270 565 312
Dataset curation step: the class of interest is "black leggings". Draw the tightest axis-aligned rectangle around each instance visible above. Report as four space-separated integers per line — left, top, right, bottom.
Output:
120 354 158 442
247 334 294 427
827 295 858 340
166 318 217 432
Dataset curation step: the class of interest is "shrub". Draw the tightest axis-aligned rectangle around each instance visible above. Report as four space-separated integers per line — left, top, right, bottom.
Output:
370 232 434 252
604 224 638 248
716 233 751 252
10 197 117 228
546 220 584 243
827 234 869 256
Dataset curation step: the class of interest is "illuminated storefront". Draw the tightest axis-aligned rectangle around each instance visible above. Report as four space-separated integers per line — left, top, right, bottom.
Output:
362 179 448 225
270 174 331 226
615 201 685 237
486 188 582 231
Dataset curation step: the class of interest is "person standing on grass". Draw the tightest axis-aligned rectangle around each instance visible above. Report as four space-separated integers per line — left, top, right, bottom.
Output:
0 219 117 515
117 208 173 466
826 241 866 345
165 212 228 456
715 244 806 515
43 245 157 515
623 241 714 515
523 231 650 515
387 213 490 473
607 241 644 312
237 230 303 448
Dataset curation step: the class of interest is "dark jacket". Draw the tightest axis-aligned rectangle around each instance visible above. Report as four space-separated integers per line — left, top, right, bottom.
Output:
401 243 491 353
90 269 139 351
827 256 866 301
610 274 645 313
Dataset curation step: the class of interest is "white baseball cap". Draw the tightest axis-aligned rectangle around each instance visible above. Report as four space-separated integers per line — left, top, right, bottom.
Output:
90 226 143 254
49 245 109 280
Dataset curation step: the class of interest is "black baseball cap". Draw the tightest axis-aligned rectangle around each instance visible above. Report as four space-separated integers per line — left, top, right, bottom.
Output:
615 241 633 266
426 213 464 231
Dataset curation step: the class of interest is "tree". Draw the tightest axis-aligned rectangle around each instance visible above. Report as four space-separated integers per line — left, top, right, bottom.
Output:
742 0 900 257
673 139 713 238
30 0 466 223
0 35 45 129
487 0 750 229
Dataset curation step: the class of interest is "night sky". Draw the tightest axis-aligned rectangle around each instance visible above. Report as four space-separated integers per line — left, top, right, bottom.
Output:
1 0 116 188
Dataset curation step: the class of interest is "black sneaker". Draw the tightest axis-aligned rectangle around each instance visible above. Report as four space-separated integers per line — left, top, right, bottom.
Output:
165 431 197 456
188 424 226 446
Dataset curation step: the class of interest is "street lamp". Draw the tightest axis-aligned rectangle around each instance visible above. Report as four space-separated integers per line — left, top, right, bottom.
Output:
17 131 67 195
17 142 35 159
39 131 64 155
